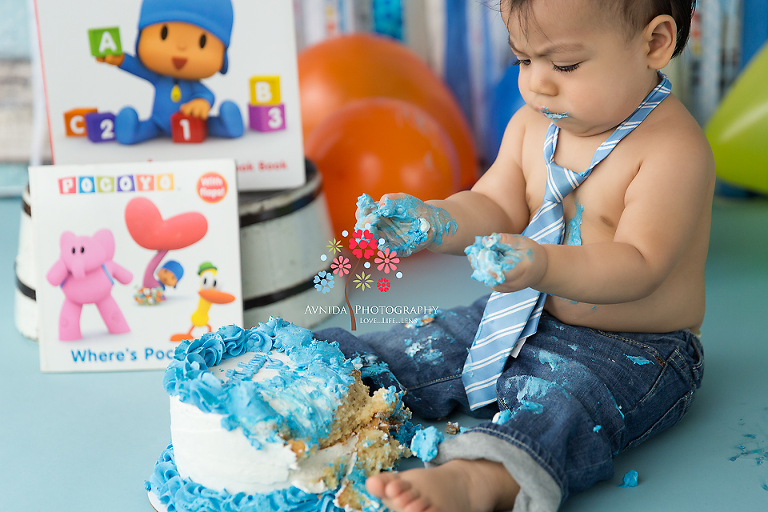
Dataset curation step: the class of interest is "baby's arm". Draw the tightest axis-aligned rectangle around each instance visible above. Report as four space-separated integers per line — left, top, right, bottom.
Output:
360 109 531 256
495 123 715 304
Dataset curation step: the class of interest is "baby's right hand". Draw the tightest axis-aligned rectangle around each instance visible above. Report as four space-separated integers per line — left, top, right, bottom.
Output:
96 54 125 66
354 193 458 257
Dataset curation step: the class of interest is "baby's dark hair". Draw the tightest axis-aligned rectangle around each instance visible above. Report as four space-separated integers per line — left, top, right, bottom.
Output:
501 0 696 57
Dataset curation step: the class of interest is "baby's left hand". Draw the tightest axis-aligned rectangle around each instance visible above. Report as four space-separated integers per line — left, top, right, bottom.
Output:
465 233 547 293
180 98 212 119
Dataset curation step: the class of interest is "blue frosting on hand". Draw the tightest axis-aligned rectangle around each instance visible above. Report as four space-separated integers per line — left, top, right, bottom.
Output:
355 193 458 257
410 426 445 463
464 234 524 287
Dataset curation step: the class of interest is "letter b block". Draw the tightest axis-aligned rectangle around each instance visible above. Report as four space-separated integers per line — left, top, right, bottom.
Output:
170 112 207 143
84 112 117 142
88 27 122 57
249 104 286 132
249 76 281 105
64 108 97 136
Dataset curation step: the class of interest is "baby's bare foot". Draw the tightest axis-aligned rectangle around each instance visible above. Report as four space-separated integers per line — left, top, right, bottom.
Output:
366 459 519 512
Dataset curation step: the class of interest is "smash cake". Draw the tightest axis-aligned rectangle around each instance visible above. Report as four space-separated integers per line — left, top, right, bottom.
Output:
145 317 418 512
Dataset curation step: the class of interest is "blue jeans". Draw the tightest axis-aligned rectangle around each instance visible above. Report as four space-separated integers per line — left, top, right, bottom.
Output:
315 294 704 509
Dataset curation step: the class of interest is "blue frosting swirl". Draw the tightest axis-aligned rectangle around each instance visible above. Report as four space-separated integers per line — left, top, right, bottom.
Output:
163 318 359 451
146 443 345 512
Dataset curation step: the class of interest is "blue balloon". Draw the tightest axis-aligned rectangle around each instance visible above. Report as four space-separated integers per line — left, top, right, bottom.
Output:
485 64 526 163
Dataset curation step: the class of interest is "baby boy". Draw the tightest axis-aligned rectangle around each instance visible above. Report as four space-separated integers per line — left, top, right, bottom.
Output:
316 0 714 511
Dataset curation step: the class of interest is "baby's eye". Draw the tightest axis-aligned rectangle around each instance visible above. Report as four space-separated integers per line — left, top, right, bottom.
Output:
161 25 168 40
199 34 207 49
512 59 531 67
553 63 580 73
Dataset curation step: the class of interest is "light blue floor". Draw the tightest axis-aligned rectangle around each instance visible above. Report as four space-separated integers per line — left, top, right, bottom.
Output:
1 195 767 511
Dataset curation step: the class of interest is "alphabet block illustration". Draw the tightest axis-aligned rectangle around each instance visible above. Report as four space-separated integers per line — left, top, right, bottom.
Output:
85 112 117 142
64 108 98 137
88 27 122 57
248 104 286 132
249 75 281 105
170 112 207 143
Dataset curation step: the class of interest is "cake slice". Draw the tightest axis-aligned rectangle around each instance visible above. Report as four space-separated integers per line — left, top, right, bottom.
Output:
146 317 414 512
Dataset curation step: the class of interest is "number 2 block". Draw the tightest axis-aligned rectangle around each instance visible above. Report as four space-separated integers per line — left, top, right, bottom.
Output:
170 112 207 143
248 104 286 132
84 112 116 142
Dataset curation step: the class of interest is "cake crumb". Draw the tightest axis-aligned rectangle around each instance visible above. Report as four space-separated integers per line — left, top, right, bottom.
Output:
445 421 460 435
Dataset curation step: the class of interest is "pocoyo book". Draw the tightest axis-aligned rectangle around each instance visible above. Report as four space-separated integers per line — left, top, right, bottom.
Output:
29 160 244 372
33 0 305 191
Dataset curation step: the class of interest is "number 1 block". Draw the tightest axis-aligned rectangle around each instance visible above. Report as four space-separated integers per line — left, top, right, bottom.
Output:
84 112 116 142
170 112 207 143
88 27 122 57
248 104 286 132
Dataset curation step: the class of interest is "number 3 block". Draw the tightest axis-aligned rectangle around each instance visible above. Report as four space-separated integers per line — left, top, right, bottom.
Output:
84 112 116 142
170 112 207 143
248 104 286 132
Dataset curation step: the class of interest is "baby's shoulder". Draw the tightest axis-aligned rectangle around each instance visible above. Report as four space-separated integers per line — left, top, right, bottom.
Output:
638 95 712 160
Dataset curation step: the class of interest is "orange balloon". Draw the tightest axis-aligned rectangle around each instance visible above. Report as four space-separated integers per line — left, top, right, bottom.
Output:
305 98 459 236
298 33 478 190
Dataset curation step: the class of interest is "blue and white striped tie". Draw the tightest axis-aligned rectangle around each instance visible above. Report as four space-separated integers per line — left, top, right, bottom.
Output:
462 75 672 410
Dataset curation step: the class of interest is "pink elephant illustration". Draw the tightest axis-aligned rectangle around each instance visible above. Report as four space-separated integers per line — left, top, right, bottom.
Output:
46 229 133 341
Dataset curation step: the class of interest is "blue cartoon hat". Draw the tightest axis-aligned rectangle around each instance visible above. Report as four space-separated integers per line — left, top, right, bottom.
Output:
161 260 184 284
137 0 234 74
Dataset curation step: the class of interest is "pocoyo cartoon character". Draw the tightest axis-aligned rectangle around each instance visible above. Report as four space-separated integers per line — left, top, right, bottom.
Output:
46 229 133 341
96 0 243 144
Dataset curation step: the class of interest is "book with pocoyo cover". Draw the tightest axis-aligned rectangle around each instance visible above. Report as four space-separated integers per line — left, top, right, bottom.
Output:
34 0 305 191
29 159 243 372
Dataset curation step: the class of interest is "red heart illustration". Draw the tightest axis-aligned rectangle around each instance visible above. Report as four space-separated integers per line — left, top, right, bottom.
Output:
125 197 208 250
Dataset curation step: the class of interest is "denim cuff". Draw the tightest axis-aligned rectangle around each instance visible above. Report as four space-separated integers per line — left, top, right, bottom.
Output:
428 431 562 512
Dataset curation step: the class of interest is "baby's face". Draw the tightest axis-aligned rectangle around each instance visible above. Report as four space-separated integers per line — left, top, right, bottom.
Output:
504 0 660 136
138 21 225 80
157 268 177 287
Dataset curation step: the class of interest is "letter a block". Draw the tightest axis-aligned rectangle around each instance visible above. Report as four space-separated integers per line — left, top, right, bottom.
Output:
249 76 281 105
84 112 117 142
248 104 286 132
88 27 122 57
170 112 207 143
64 108 97 136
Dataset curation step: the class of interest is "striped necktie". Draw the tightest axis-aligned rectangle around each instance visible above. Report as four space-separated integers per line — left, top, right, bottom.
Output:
462 75 672 410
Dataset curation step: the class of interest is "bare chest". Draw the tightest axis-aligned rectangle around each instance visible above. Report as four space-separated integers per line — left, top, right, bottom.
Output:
521 129 642 243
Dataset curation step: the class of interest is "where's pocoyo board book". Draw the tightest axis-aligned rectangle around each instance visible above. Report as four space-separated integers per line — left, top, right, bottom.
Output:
29 159 244 372
34 0 305 191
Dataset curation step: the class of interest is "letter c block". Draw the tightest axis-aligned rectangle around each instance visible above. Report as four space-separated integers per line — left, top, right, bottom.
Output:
248 104 286 132
249 76 281 105
170 112 207 143
84 112 117 142
64 108 97 137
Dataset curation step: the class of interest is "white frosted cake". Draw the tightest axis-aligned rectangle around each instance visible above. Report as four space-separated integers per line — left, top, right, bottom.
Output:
146 318 415 512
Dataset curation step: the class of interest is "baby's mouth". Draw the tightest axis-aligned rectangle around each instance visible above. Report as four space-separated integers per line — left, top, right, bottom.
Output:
540 107 570 120
172 57 188 70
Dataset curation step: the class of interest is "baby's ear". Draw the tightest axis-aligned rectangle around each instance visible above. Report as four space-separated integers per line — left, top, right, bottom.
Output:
644 15 676 70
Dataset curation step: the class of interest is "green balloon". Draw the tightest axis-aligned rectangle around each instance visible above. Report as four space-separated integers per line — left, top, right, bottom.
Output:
706 45 768 193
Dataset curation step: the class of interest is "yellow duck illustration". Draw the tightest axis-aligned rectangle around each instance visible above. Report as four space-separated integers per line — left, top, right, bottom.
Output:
171 262 235 342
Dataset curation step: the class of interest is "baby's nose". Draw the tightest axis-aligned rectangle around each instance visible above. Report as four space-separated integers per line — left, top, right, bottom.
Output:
528 69 557 96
